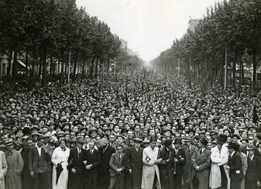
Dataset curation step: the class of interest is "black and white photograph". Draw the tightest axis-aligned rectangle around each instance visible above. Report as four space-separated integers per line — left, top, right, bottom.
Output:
0 0 261 189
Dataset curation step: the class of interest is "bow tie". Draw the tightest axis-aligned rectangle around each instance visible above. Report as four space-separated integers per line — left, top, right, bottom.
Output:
62 148 66 151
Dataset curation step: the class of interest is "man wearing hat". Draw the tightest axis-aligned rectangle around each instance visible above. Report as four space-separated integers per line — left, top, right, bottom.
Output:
68 139 85 189
158 139 174 189
5 139 24 189
224 142 243 189
182 137 197 189
28 135 51 189
245 146 259 189
191 137 211 189
124 138 143 189
173 138 186 189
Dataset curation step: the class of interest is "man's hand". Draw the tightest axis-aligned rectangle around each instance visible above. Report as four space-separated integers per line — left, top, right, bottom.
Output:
30 171 35 177
257 181 260 187
83 160 87 165
72 168 76 174
129 169 132 174
224 165 230 170
195 166 200 171
86 165 92 170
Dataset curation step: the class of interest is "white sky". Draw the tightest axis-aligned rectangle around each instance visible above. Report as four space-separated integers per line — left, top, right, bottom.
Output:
76 0 221 62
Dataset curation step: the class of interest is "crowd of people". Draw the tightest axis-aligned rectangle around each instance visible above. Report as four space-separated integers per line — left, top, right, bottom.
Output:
0 72 261 189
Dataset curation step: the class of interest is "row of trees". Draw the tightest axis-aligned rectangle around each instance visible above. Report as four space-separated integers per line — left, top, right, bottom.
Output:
0 0 143 84
152 0 261 91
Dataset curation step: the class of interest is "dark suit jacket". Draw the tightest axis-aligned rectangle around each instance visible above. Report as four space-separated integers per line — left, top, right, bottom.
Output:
124 146 143 171
191 148 211 172
174 148 186 173
68 147 85 175
158 146 174 171
228 151 243 181
99 145 116 174
28 146 50 173
109 152 125 176
82 148 100 175
245 155 260 181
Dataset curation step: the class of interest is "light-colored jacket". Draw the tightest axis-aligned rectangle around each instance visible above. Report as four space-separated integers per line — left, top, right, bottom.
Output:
141 146 161 189
209 145 229 189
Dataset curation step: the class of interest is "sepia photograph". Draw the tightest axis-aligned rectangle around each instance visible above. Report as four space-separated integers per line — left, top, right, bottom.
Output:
0 0 261 189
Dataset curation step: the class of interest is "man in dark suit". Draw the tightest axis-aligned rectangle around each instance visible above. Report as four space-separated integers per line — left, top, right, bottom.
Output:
173 138 186 189
124 138 143 189
83 140 101 189
98 138 116 189
21 137 34 189
224 142 243 189
109 144 125 189
191 137 211 189
68 139 85 189
245 146 260 189
183 137 197 189
158 139 174 189
28 135 51 189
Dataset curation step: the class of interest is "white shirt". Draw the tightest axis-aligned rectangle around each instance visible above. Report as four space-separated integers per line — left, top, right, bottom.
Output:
37 146 41 156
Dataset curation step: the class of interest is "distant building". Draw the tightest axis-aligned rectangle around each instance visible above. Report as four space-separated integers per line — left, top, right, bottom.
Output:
188 18 200 32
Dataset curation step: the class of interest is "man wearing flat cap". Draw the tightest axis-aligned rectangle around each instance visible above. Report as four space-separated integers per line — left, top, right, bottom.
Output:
158 139 174 189
68 139 85 189
191 137 211 189
124 138 143 189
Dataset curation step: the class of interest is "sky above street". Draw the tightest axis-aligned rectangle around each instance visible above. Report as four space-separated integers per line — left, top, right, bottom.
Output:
76 0 221 62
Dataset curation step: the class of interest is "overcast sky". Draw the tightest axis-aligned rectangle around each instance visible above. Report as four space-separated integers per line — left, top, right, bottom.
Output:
76 0 221 62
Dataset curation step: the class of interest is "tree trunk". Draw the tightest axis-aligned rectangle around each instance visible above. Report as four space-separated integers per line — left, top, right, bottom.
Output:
82 54 86 75
38 48 43 79
73 51 78 76
25 49 29 75
107 58 110 76
95 57 98 78
31 47 36 77
50 55 53 75
252 50 257 91
12 50 18 79
7 49 12 78
232 52 237 89
90 56 95 79
42 43 47 85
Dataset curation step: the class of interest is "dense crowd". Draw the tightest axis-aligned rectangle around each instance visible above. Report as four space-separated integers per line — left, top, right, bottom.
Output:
0 73 261 189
